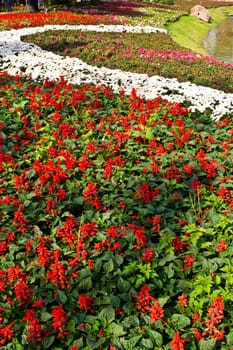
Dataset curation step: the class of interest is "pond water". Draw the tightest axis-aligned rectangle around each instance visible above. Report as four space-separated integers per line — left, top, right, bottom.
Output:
203 15 233 64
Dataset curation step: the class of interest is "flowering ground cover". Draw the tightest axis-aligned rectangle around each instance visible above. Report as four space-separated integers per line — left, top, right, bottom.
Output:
22 29 233 93
0 11 127 31
0 1 185 29
1 1 233 349
1 70 233 349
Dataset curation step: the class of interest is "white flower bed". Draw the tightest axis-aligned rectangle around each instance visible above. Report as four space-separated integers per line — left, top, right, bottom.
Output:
0 24 233 120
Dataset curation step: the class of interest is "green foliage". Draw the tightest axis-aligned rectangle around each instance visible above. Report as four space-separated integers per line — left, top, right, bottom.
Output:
22 28 233 93
1 71 233 348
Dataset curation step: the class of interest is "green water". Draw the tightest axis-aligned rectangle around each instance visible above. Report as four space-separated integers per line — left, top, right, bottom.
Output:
203 15 233 64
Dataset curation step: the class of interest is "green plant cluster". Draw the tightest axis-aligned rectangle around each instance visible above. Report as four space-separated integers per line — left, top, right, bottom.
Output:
1 72 233 349
22 29 233 93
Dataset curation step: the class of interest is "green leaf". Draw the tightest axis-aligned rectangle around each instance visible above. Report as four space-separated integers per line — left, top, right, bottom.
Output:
79 276 92 290
112 323 126 336
87 336 106 349
110 295 121 308
94 258 102 273
141 338 154 348
226 331 233 345
147 330 163 346
67 319 76 333
57 289 67 305
99 307 115 323
26 169 36 178
145 127 154 141
42 336 55 349
170 314 191 329
103 259 114 273
41 311 52 322
117 277 131 292
126 335 142 347
115 254 124 266
199 338 216 350
79 268 92 279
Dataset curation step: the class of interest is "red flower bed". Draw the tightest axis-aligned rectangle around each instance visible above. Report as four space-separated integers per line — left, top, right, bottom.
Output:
1 71 233 349
0 11 127 30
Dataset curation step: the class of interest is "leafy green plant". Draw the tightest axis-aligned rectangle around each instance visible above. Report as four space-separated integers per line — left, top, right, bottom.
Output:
22 29 233 93
1 71 233 349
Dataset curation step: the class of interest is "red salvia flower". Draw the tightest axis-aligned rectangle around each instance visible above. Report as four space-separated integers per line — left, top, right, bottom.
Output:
14 279 32 303
183 255 195 270
23 309 42 343
51 305 67 338
79 222 98 238
134 285 155 313
183 164 194 175
170 332 189 350
141 248 155 262
177 294 188 307
37 242 51 267
83 182 101 209
78 154 93 171
57 215 78 247
127 223 147 250
172 236 188 254
78 294 95 313
192 311 203 323
0 323 14 345
46 250 68 289
216 239 228 252
149 301 164 322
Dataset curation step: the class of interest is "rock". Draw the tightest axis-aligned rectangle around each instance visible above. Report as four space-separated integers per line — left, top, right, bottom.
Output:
190 5 211 22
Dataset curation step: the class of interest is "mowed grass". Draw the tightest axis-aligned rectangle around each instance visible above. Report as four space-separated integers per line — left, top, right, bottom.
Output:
22 29 233 92
167 6 233 55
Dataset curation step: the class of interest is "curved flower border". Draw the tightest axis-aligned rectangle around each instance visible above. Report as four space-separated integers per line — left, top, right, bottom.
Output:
0 24 233 120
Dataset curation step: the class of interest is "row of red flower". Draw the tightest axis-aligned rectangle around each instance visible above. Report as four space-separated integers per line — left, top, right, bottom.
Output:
0 11 127 30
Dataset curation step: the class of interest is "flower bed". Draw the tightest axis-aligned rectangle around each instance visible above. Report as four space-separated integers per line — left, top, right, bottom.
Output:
0 11 127 31
1 71 233 349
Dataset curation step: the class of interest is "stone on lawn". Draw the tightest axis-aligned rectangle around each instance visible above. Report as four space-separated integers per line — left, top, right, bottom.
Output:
190 5 211 22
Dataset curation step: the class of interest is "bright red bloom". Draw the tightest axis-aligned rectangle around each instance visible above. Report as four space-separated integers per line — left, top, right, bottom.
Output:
83 182 101 209
127 224 147 250
183 255 195 270
79 222 98 238
14 279 32 303
0 323 14 345
78 154 93 171
149 301 164 322
37 242 51 267
151 215 162 233
193 328 202 341
190 178 201 191
56 215 78 247
172 236 188 254
183 164 194 175
51 305 67 337
47 250 68 289
78 294 95 313
141 248 155 262
177 294 188 307
134 285 155 313
192 311 202 323
0 242 7 255
216 239 228 252
23 309 42 342
136 182 152 202
170 332 189 350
